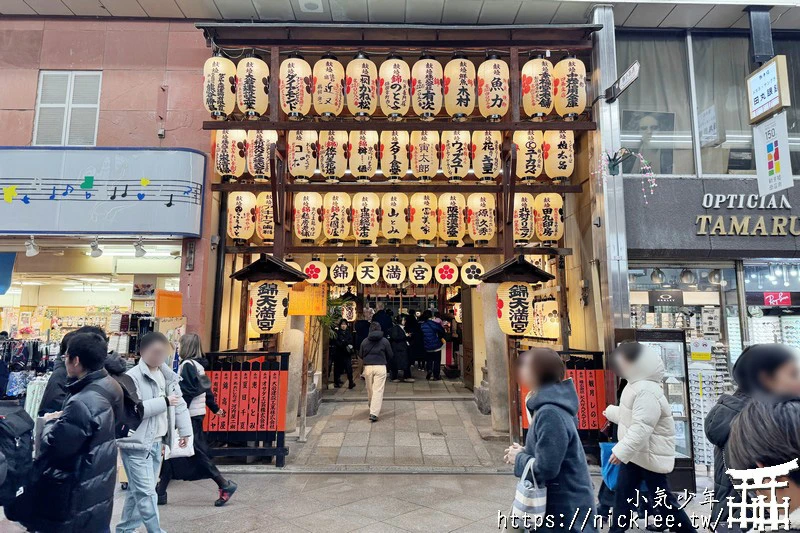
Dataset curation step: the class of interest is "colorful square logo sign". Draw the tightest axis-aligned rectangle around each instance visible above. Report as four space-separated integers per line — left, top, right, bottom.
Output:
767 139 781 176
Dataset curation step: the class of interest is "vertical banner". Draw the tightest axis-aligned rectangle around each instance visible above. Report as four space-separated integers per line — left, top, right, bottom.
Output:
576 370 589 430
217 364 231 432
258 363 270 432
238 363 250 432
277 355 289 432
520 383 531 431
595 369 608 427
248 363 260 434
229 362 241 432
267 360 279 432
585 369 599 429
204 370 214 431
753 111 794 196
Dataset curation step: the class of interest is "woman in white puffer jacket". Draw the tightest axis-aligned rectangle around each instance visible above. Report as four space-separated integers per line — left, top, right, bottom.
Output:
603 342 697 533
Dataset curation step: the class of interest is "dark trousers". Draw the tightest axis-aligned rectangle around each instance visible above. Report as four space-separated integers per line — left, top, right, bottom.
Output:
389 356 411 380
158 415 224 494
425 349 441 379
333 354 354 386
609 462 697 533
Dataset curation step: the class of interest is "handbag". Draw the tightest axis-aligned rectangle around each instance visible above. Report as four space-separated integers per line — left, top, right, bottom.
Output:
165 433 195 460
511 458 547 524
600 442 620 490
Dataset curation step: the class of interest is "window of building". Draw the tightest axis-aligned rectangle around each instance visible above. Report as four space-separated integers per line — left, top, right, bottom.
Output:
774 36 800 172
33 71 102 146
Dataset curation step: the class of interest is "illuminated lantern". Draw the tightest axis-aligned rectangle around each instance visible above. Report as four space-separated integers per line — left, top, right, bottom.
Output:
411 55 443 121
408 258 433 285
380 192 409 244
255 191 274 244
434 258 459 285
226 191 256 242
543 130 574 182
496 282 533 336
356 259 380 285
382 257 407 285
303 258 328 285
477 55 509 121
313 53 345 119
378 55 410 121
472 130 502 182
351 192 380 245
513 130 543 183
441 130 470 183
323 191 351 244
466 193 496 246
409 192 438 246
279 53 312 120
409 130 439 182
203 55 236 119
349 130 378 183
534 193 564 244
214 129 247 180
437 192 466 246
330 257 354 285
341 301 357 322
521 55 554 120
513 193 535 246
461 257 485 286
318 130 347 183
553 55 587 120
287 130 318 183
292 192 323 244
379 130 409 182
532 300 560 339
285 258 302 273
249 281 290 334
444 54 475 121
236 56 269 118
346 52 378 120
246 130 277 180
453 303 462 323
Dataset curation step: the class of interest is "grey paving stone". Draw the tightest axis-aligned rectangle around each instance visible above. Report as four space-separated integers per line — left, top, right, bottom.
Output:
291 507 377 533
450 455 483 467
420 438 449 456
337 446 368 464
348 419 373 432
386 507 471 532
417 419 443 433
339 495 420 521
367 446 394 458
343 431 371 447
423 455 454 466
368 431 395 446
446 439 479 456
317 432 346 447
394 431 421 446
430 495 507 521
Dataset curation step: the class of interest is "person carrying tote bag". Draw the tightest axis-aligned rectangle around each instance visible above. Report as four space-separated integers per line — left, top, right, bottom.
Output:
511 458 547 528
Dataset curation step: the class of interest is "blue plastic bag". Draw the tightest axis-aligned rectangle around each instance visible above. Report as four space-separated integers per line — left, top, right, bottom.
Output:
600 442 620 490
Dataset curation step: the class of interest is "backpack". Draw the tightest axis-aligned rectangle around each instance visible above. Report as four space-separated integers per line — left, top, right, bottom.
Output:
91 375 143 439
0 408 34 506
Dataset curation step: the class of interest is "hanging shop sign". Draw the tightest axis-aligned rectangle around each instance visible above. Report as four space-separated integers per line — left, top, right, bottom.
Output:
411 55 443 121
356 259 380 285
472 130 502 182
408 259 433 285
330 258 354 285
444 54 475 121
380 130 410 182
521 55 554 119
323 191 351 243
349 130 379 182
746 55 791 124
441 130 470 183
292 192 322 244
215 129 247 179
438 192 466 246
513 130 543 182
553 55 586 120
467 193 496 246
453 302 463 323
0 147 205 236
410 192 437 245
346 52 378 120
318 130 348 183
745 291 796 306
753 111 794 196
497 282 533 336
379 55 410 121
313 54 345 118
434 259 459 285
533 193 564 243
382 258 407 285
279 54 313 120
543 130 574 181
288 283 327 316
341 301 357 322
380 192 409 244
513 193 535 246
255 192 274 244
236 56 269 118
351 192 380 245
531 300 560 340
303 259 328 284
249 281 290 334
647 290 684 307
246 130 276 180
409 130 439 182
203 55 237 119
226 191 256 241
287 130 318 182
460 258 484 286
477 55 509 121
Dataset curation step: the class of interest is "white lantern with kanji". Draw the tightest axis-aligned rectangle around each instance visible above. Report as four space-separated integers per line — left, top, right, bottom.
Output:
346 52 378 120
466 193 496 246
255 191 274 244
513 192 535 246
236 56 269 118
532 299 560 339
453 303 463 323
287 130 318 182
380 192 409 244
534 193 564 244
203 55 236 119
444 54 475 121
434 259 459 285
214 129 247 180
411 55 443 121
303 259 328 285
472 130 502 182
477 55 509 121
521 56 554 120
553 55 587 120
356 259 380 285
408 258 433 285
293 191 323 244
323 192 351 244
318 130 348 183
330 257 354 285
313 53 345 119
351 192 380 245
410 192 438 246
341 301 357 322
461 258 485 286
349 130 378 182
382 258 407 285
380 130 409 182
249 281 290 334
379 55 410 121
497 282 533 336
437 192 466 246
543 130 574 182
227 191 256 242
513 130 543 183
441 130 470 183
279 53 312 120
246 130 277 180
409 130 439 182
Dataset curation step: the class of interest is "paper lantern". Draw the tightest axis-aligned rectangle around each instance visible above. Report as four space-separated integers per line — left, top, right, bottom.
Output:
351 192 380 245
346 52 378 120
382 258 407 285
246 130 277 180
497 282 533 336
409 130 439 182
513 193 535 246
287 130 318 182
330 257 354 285
534 193 564 243
513 130 543 183
341 301 357 322
441 130 470 183
477 55 509 121
292 192 322 244
521 55 554 120
408 258 433 285
303 259 328 285
532 300 560 339
323 191 351 244
461 258 485 286
437 192 466 246
379 55 410 121
226 191 256 241
236 56 269 118
543 130 574 181
553 55 587 120
249 281 289 334
313 53 345 119
203 55 236 119
444 54 475 121
380 192 409 244
466 193 496 246
379 130 409 182
214 129 247 179
472 130 502 182
453 303 462 323
409 192 438 245
255 191 274 244
356 259 380 285
318 130 348 183
434 259 459 285
279 53 312 120
411 55 443 121
285 259 302 273
349 130 379 182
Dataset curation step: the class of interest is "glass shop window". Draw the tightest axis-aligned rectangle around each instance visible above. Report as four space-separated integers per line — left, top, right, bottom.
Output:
774 37 800 173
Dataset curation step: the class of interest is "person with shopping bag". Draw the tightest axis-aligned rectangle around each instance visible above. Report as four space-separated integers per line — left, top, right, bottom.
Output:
505 348 597 532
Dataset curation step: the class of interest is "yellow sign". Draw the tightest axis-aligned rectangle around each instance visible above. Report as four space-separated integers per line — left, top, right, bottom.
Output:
288 282 328 316
690 339 712 361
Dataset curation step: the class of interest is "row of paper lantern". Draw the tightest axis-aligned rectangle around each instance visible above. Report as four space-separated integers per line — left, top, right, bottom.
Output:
203 53 586 122
297 256 486 287
496 282 560 338
214 129 574 183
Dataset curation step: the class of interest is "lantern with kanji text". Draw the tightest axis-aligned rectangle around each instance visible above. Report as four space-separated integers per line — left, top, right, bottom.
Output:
553 55 586 120
534 193 564 244
349 130 378 182
409 130 439 182
313 53 345 119
441 130 470 183
249 280 290 334
356 258 380 285
330 257 354 285
437 192 466 246
293 192 323 244
303 257 328 285
236 55 269 119
543 130 574 182
214 129 247 180
380 192 409 244
287 130 318 182
341 301 357 322
444 54 475 121
246 130 276 180
453 303 463 323
461 258 485 286
496 282 533 336
408 257 433 285
472 130 502 182
531 299 560 339
379 55 410 121
513 130 543 183
466 193 496 246
513 193 535 246
203 55 236 119
521 55 554 120
411 55 443 121
323 191 351 244
255 191 274 244
382 257 407 285
226 191 256 242
410 192 437 246
279 53 312 120
346 52 378 120
477 55 509 121
318 130 347 183
380 130 409 182
435 258 459 285
351 192 380 245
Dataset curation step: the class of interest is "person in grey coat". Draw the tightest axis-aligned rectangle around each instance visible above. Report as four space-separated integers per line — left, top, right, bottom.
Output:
505 348 597 533
359 322 393 422
116 332 192 533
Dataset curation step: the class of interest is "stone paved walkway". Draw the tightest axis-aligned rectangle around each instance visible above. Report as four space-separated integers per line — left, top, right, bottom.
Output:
323 366 473 400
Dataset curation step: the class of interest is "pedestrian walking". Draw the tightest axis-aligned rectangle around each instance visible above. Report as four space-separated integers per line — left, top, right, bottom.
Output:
389 315 413 382
419 310 446 381
157 333 237 507
405 312 425 371
331 319 356 389
359 322 392 422
505 348 597 533
116 332 192 533
603 341 697 532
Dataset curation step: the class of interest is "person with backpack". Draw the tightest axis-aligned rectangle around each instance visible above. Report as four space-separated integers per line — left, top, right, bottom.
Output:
116 332 192 533
419 310 446 381
157 333 237 507
359 322 393 422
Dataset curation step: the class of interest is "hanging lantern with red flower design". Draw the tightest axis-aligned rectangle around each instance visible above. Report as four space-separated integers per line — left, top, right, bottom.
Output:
236 55 269 119
352 192 380 245
477 55 509 121
345 52 378 120
380 192 409 245
453 303 463 323
437 193 466 246
410 192 437 246
356 258 380 285
246 130 277 181
513 130 543 183
543 130 574 182
249 281 290 334
287 130 318 183
203 55 236 119
214 129 247 180
472 130 502 182
313 53 345 119
553 55 586 120
349 130 378 183
303 257 328 285
441 130 470 183
379 130 409 182
330 257 354 285
408 257 433 285
435 258 459 285
318 130 348 183
496 282 533 336
466 193 496 246
226 191 257 243
293 191 323 244
521 55 554 120
378 55 410 121
411 55 443 121
513 192 535 246
409 130 439 182
444 54 475 121
255 191 274 245
534 193 564 244
323 191 351 244
382 257 407 285
279 53 313 120
461 257 484 286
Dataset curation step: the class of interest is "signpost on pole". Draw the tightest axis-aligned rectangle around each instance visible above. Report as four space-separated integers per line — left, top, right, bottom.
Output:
605 61 640 104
